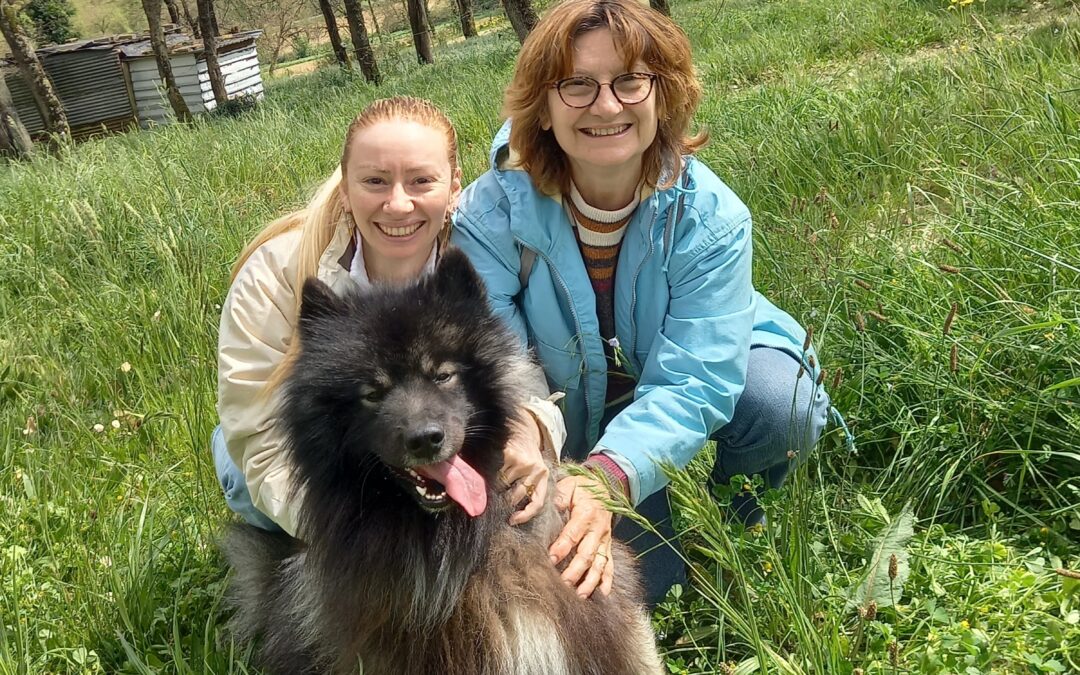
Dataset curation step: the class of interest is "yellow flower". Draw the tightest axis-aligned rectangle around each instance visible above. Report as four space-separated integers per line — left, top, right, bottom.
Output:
120 362 132 373
959 619 970 630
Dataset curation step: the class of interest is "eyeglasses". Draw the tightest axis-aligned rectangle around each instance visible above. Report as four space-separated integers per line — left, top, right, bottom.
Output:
552 72 657 109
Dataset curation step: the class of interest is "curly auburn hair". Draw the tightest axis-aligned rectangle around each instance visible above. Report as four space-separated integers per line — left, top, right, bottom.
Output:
503 0 707 195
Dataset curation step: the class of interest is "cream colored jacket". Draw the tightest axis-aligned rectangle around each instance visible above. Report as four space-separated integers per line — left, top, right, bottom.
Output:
217 222 567 535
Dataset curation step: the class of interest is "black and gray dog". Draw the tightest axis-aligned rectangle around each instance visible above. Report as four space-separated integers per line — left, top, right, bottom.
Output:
222 248 662 675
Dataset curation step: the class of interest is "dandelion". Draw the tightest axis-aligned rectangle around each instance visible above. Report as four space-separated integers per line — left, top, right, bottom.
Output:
938 264 960 274
943 302 958 336
92 423 105 433
120 362 131 373
959 619 970 630
854 279 872 290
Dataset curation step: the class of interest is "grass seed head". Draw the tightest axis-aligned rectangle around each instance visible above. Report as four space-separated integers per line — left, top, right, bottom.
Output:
938 263 961 274
943 302 958 336
889 553 899 580
803 325 814 352
868 310 889 323
855 278 872 290
941 236 965 254
861 600 878 621
950 344 958 372
854 312 866 332
816 368 825 385
832 367 844 389
888 640 900 666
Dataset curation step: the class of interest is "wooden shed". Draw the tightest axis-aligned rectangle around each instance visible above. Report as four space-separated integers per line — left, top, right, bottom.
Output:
120 30 264 127
1 28 264 139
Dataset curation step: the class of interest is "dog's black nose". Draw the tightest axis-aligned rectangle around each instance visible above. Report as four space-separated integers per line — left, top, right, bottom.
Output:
405 425 445 456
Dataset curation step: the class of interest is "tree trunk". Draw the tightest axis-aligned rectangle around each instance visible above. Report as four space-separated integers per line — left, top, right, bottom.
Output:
406 0 433 64
317 0 350 68
455 0 477 39
140 0 193 122
0 74 33 158
196 0 227 106
649 0 670 17
424 0 435 37
341 0 380 84
500 0 536 44
205 0 219 36
179 0 200 37
163 0 181 25
0 3 70 140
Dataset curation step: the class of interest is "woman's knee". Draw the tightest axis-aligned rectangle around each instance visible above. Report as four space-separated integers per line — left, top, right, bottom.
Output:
713 348 830 480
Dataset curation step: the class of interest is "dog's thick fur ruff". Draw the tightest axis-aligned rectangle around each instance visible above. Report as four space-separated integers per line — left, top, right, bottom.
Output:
222 249 662 675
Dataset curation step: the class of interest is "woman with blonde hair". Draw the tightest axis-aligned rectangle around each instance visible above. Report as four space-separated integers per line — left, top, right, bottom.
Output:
453 0 838 604
213 96 564 536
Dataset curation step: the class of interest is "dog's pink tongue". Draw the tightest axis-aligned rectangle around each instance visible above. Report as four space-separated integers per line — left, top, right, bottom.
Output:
414 455 487 517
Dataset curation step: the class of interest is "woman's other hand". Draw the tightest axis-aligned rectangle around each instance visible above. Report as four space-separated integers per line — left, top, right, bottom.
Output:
548 475 615 599
500 412 550 525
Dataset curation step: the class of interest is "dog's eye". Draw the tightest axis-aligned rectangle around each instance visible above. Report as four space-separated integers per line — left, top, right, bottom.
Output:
433 371 455 385
361 389 385 404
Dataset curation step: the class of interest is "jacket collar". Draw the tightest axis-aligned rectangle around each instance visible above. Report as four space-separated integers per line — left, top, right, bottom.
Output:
488 119 682 253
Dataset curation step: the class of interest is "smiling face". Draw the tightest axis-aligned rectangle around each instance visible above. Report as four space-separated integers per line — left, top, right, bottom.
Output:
544 28 659 191
339 119 462 282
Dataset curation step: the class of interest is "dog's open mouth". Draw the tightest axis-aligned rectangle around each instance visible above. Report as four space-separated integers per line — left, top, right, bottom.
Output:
390 454 487 517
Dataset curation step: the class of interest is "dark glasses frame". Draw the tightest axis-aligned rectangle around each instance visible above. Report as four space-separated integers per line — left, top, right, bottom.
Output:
551 72 658 109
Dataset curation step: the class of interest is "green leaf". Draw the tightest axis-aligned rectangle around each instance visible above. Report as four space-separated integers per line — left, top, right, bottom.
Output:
846 502 915 610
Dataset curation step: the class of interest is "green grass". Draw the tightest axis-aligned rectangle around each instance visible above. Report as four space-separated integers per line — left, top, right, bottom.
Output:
2 0 1078 672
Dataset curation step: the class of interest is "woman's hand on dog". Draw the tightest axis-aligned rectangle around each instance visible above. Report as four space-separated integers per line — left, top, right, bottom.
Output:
500 412 549 525
550 475 615 599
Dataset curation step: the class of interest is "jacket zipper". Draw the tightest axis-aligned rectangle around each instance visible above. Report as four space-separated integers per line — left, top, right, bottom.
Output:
515 239 595 440
628 202 661 358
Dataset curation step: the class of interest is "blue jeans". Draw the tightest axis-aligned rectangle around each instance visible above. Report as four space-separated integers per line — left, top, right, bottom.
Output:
614 346 832 606
213 347 834 604
211 425 283 532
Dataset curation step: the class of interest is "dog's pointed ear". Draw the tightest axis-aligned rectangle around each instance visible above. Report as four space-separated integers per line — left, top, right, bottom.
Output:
299 278 342 338
434 247 486 304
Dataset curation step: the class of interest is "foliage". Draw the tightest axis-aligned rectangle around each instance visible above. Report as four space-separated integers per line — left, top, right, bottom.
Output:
18 0 79 45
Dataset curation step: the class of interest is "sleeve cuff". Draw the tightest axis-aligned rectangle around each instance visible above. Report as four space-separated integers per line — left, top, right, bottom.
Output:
586 447 640 505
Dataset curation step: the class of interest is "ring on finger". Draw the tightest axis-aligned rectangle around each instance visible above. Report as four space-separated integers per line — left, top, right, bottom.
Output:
523 482 535 498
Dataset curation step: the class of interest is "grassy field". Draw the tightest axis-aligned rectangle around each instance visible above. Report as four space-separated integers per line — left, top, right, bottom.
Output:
2 0 1078 672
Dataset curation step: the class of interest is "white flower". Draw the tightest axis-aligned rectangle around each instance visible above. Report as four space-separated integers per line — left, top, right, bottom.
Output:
92 423 105 433
120 362 131 373
111 419 121 430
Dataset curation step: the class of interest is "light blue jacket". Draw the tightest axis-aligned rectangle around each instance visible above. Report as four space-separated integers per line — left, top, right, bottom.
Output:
452 122 811 505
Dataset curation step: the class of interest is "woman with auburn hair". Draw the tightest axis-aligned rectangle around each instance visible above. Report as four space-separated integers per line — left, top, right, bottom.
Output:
213 96 564 536
453 0 839 604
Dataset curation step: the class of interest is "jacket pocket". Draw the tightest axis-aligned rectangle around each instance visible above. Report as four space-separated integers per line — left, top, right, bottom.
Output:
531 336 583 393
